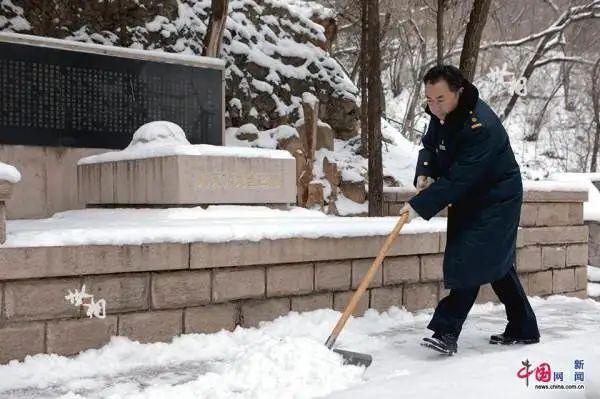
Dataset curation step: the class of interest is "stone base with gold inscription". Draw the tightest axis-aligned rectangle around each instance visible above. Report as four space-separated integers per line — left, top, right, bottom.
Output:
77 147 297 206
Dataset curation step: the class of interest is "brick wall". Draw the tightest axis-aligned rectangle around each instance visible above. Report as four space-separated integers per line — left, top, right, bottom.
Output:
0 188 589 364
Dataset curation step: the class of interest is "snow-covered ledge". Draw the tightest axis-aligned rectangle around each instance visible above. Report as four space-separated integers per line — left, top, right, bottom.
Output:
0 162 21 244
383 180 589 221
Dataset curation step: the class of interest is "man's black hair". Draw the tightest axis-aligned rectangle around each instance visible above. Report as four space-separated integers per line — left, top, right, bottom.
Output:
423 65 466 92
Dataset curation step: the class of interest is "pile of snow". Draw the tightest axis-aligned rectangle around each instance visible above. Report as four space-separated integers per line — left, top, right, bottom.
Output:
127 121 190 148
0 318 365 398
0 161 21 183
335 193 369 216
1 206 447 248
0 296 598 398
78 121 293 165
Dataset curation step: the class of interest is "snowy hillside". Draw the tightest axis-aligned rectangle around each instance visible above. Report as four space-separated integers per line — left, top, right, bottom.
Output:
0 0 358 136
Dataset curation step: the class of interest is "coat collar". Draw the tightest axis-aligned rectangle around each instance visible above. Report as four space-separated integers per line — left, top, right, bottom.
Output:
424 80 479 129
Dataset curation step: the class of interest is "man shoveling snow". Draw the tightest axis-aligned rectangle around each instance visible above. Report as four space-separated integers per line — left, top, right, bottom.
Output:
400 65 540 355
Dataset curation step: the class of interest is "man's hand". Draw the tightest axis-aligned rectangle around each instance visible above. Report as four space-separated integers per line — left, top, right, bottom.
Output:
416 175 435 193
400 203 420 223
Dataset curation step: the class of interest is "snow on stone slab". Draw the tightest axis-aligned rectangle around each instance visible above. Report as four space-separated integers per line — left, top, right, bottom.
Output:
548 173 600 222
0 206 448 248
522 179 590 193
0 161 21 183
78 121 294 165
0 296 598 398
335 193 368 216
224 123 299 151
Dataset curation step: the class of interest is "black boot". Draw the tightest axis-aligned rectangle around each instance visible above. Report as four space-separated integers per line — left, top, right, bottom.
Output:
421 332 458 355
489 333 539 345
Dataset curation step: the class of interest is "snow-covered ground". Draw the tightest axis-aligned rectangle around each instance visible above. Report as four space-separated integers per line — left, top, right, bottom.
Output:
0 295 597 399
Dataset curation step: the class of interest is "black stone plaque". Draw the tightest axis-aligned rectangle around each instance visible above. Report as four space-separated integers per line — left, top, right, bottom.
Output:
0 40 223 149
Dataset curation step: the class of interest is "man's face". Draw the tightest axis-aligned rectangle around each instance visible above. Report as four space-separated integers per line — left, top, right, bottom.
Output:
425 80 462 121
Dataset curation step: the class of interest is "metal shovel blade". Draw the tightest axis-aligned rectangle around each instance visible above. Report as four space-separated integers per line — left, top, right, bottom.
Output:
333 348 373 368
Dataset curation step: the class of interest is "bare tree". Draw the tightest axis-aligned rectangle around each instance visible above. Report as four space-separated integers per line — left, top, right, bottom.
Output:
499 1 600 119
436 0 445 65
459 0 492 81
359 0 369 157
402 18 427 142
202 0 229 57
366 0 383 216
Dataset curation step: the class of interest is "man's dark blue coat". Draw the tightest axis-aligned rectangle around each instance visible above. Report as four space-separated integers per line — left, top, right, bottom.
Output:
408 81 523 289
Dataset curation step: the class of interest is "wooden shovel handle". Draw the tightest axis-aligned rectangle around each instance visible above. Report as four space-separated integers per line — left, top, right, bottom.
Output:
325 212 409 349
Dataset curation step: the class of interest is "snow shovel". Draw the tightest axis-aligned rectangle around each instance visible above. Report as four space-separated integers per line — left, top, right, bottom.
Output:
324 212 410 368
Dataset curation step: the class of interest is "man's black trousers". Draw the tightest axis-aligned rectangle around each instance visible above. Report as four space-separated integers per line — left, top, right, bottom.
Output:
427 265 540 339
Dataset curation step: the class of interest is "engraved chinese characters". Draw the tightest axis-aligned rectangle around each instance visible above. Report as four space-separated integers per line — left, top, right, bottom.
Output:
0 39 222 149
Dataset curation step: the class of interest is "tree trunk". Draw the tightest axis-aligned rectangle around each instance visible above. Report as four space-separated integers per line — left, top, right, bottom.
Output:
459 0 492 81
359 0 369 157
403 78 424 142
403 19 426 141
367 0 383 217
202 0 229 57
298 96 319 206
436 0 445 65
591 57 600 172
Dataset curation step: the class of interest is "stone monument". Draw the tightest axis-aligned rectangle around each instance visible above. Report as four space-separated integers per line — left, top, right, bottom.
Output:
78 121 297 206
